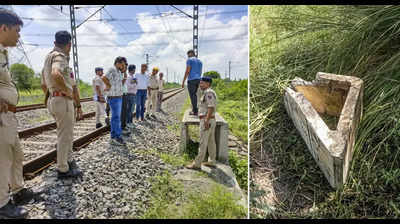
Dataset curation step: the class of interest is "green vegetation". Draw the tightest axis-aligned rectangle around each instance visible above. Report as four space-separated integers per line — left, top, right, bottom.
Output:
250 5 400 218
164 82 181 90
10 63 40 92
229 150 248 191
141 171 246 219
203 70 221 79
214 79 248 143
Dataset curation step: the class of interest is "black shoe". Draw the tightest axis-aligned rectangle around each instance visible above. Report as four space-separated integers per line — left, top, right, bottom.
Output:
96 123 103 129
0 201 28 219
12 188 36 205
189 111 198 116
57 167 83 179
68 160 79 171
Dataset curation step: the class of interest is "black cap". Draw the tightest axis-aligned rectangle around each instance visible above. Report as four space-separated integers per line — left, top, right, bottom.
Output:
55 31 71 45
128 64 136 72
187 49 195 55
201 76 212 84
95 67 103 72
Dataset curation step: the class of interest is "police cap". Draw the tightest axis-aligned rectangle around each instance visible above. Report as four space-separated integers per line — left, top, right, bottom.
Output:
55 30 71 45
201 76 212 84
95 67 103 72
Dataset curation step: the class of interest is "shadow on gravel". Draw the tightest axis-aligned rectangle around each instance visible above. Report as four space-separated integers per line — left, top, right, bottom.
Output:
40 172 80 218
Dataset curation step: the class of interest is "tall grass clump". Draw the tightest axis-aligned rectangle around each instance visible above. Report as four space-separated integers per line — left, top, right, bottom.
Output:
250 5 400 218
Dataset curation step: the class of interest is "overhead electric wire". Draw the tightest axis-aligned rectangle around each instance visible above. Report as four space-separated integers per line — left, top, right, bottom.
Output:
20 10 247 22
22 36 247 48
21 24 248 36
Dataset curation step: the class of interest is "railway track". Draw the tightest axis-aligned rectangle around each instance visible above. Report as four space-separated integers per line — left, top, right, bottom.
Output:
16 88 180 113
21 88 185 179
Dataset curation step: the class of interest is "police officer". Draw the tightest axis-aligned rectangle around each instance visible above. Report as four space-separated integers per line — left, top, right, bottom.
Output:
93 67 106 128
42 30 83 179
146 67 159 118
0 8 37 219
186 76 217 170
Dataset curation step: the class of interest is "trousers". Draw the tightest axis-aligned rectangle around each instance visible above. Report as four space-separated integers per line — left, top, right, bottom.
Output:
0 112 24 207
188 79 200 113
136 90 147 120
48 96 74 173
108 97 122 139
126 94 136 123
194 118 217 167
146 89 158 115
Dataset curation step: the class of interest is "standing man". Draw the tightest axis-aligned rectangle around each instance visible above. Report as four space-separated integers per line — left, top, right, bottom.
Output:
126 64 137 128
93 67 106 129
120 61 130 137
186 77 217 170
0 8 38 219
101 56 127 146
135 64 149 121
156 72 165 112
146 67 159 118
182 49 202 116
42 30 84 179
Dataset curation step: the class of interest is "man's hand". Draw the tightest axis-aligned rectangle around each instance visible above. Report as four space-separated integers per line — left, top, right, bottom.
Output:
104 85 111 92
181 81 185 88
204 119 210 130
76 107 83 121
0 98 8 113
98 95 106 103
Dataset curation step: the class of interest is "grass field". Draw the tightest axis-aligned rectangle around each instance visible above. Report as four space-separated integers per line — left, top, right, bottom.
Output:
250 5 400 218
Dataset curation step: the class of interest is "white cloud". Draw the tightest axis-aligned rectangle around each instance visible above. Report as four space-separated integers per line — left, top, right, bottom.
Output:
9 5 248 84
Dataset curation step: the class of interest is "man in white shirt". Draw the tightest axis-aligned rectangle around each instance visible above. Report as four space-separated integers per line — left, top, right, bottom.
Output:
126 64 137 128
156 72 165 112
92 67 106 128
135 64 149 121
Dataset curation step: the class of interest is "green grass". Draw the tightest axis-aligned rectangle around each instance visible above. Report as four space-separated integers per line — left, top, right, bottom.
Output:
250 5 400 218
140 171 247 219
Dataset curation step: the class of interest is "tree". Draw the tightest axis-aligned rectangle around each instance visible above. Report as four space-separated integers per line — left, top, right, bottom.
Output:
10 63 35 92
203 71 221 79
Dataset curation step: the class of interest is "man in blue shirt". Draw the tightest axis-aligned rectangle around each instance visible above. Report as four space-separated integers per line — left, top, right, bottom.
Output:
182 49 202 116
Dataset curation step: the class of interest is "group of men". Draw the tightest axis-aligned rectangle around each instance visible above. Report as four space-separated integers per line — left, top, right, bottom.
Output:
93 59 165 146
0 8 219 219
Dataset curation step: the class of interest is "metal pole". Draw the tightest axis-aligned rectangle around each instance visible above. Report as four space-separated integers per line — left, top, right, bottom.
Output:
70 5 80 84
146 53 149 66
193 5 199 58
228 61 231 81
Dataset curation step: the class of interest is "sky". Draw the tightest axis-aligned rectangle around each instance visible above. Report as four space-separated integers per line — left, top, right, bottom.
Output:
3 5 248 84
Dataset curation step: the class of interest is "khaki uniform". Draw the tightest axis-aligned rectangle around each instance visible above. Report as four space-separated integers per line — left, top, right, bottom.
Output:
194 87 217 167
42 46 76 173
0 44 24 208
92 75 106 124
146 74 158 115
156 79 164 112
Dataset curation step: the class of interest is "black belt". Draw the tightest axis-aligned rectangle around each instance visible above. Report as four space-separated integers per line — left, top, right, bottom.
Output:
107 95 122 99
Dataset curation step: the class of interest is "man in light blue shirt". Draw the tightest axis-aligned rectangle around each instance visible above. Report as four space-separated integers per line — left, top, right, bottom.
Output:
182 49 202 116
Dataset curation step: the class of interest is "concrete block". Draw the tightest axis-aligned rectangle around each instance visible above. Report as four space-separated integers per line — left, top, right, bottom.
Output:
284 72 363 188
180 109 229 163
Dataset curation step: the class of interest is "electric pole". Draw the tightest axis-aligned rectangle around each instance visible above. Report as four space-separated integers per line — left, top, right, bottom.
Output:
70 5 79 84
146 54 149 66
228 61 231 81
193 5 199 58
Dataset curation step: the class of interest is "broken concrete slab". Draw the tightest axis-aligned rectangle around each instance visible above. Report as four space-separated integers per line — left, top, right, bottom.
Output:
180 109 229 164
176 163 248 210
284 72 363 188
